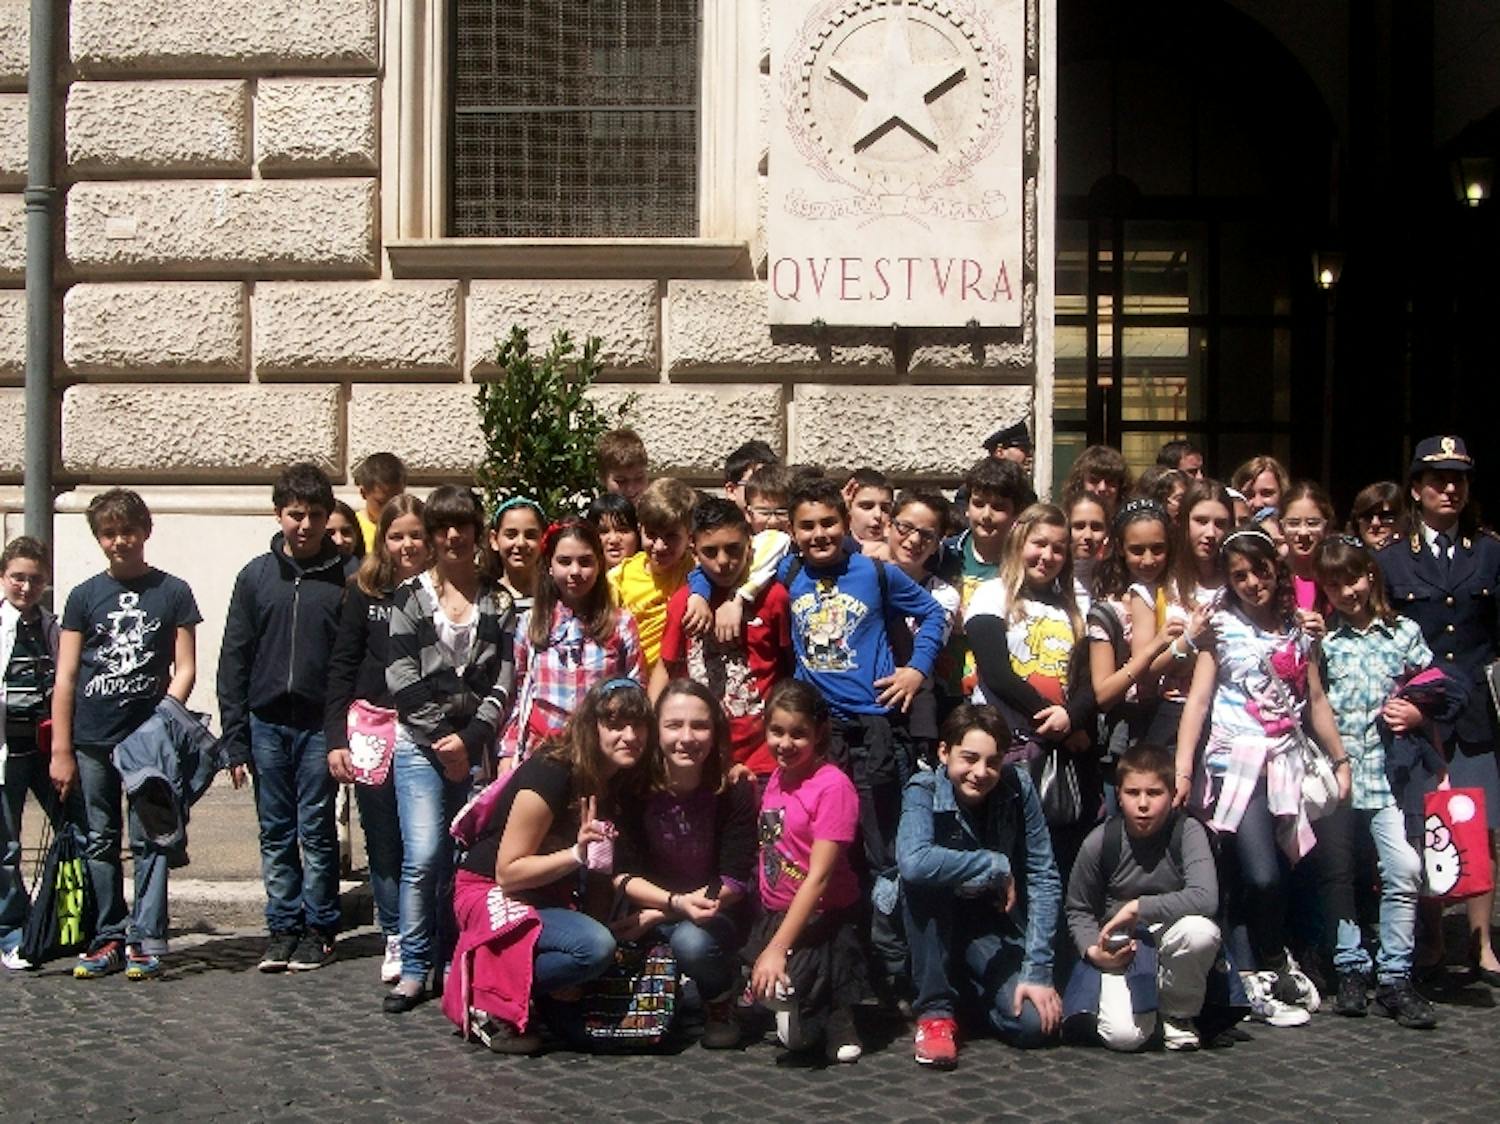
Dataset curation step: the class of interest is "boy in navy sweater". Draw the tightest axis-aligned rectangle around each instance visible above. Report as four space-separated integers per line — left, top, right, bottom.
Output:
218 463 354 974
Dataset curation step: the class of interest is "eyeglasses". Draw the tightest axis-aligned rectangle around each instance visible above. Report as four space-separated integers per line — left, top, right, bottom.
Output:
891 518 939 546
1281 517 1327 531
1359 510 1398 525
3 573 44 586
749 506 789 520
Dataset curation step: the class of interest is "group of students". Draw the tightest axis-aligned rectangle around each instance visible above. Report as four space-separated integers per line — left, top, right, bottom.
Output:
2 423 1498 1070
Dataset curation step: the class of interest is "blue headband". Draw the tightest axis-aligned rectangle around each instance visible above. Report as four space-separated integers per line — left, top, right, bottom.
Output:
490 495 544 526
598 677 640 696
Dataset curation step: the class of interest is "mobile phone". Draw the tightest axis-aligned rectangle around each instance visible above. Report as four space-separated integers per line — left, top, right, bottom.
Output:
706 877 722 902
1101 931 1131 953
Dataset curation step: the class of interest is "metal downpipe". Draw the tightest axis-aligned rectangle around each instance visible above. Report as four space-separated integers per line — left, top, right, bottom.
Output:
23 0 57 546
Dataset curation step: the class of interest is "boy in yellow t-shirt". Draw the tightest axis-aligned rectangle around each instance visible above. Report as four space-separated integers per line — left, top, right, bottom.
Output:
608 476 698 671
352 452 407 554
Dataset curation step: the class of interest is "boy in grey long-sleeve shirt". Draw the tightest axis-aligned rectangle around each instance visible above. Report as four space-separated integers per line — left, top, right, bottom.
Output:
1064 743 1222 1051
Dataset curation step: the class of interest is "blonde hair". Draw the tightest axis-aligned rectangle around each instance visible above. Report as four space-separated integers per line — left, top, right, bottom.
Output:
635 476 698 533
996 503 1083 637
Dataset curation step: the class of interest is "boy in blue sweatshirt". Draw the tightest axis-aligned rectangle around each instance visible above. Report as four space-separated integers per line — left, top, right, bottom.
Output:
218 463 355 974
778 476 947 993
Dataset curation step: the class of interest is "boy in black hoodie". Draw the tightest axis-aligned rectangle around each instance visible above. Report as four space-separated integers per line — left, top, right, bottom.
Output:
218 463 354 973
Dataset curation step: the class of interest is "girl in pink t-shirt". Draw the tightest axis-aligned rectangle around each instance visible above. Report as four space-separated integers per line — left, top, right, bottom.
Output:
746 679 866 1063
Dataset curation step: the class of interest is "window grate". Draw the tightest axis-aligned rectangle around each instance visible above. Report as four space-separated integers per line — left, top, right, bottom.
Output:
451 0 700 238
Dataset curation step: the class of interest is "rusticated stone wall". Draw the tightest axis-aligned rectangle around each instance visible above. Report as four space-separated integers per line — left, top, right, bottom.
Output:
0 0 1040 491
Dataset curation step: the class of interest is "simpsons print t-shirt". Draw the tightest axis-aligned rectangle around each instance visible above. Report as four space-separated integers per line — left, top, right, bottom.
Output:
964 579 1073 706
62 568 202 746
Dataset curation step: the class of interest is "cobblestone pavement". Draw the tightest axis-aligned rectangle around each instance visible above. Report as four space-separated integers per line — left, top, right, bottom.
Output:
3 927 1499 1123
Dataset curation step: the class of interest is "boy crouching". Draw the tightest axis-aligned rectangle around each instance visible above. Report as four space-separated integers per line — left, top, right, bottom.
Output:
1064 743 1229 1051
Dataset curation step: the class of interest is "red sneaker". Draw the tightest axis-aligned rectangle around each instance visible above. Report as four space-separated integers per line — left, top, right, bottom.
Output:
913 1016 959 1068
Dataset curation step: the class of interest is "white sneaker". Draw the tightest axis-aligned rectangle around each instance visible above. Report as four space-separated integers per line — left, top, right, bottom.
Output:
1243 971 1311 1027
1282 954 1322 1012
381 935 402 985
1161 1015 1200 1051
1 947 33 972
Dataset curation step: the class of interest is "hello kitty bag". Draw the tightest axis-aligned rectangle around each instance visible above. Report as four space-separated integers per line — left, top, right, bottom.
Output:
346 699 398 786
1421 787 1493 902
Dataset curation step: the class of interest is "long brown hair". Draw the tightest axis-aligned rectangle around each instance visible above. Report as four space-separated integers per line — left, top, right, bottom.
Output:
528 519 617 649
1171 478 1234 608
541 679 654 814
649 679 731 796
355 493 426 596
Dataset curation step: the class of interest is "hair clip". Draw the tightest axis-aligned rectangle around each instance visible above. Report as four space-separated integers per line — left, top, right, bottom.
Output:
1249 506 1279 525
538 519 570 555
1113 498 1166 529
1329 533 1366 550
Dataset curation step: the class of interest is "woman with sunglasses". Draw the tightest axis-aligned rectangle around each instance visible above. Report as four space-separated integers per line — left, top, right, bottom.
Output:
1346 482 1404 552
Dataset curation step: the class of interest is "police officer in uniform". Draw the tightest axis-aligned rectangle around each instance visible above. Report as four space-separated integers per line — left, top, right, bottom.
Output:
1376 435 1500 986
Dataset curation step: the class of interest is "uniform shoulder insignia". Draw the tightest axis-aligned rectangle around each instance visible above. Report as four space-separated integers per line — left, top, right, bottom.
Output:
1482 528 1500 543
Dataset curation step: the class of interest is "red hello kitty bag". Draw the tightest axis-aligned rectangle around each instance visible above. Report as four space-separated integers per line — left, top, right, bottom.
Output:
1422 787 1494 902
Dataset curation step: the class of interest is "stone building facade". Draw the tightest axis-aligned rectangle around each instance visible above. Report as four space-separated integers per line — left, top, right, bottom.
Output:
0 1 1051 713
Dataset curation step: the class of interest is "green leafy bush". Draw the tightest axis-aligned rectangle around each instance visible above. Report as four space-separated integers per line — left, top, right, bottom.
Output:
475 325 632 519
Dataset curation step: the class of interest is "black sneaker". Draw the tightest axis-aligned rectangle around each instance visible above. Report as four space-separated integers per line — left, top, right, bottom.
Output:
258 931 300 973
1374 979 1438 1030
286 930 336 972
1334 971 1368 1017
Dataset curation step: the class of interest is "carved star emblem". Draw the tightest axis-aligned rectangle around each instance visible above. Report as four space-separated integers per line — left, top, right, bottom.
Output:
825 7 967 154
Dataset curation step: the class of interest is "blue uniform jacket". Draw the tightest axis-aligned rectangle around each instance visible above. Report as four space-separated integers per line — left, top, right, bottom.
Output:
1377 526 1500 747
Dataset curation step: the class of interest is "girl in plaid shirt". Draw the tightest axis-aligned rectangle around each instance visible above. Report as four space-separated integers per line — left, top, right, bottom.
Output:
1313 535 1438 1028
498 520 643 770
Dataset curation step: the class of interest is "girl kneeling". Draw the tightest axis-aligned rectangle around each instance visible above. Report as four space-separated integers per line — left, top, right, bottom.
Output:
451 678 651 1053
614 679 757 1048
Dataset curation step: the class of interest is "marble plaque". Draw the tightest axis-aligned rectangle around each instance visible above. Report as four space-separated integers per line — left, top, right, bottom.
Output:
769 0 1026 328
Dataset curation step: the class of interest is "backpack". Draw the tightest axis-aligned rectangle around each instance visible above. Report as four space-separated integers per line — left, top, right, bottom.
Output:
1098 810 1224 924
1089 812 1189 925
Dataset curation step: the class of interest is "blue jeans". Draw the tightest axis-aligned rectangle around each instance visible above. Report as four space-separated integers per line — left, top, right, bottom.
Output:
65 744 172 953
1322 803 1421 982
0 747 70 953
656 915 740 1000
353 773 400 937
532 907 616 994
392 736 466 982
903 882 1048 1047
249 717 339 934
1216 776 1288 972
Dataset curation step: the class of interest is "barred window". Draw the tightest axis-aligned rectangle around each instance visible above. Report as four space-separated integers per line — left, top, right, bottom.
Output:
450 0 701 238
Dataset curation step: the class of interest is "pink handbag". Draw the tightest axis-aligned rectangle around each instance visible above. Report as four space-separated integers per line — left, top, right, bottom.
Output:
346 699 398 786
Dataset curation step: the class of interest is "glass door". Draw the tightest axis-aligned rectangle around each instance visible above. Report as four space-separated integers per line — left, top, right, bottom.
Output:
1054 208 1303 493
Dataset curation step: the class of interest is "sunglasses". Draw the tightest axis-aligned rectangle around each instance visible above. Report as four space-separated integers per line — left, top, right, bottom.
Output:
1358 510 1398 525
